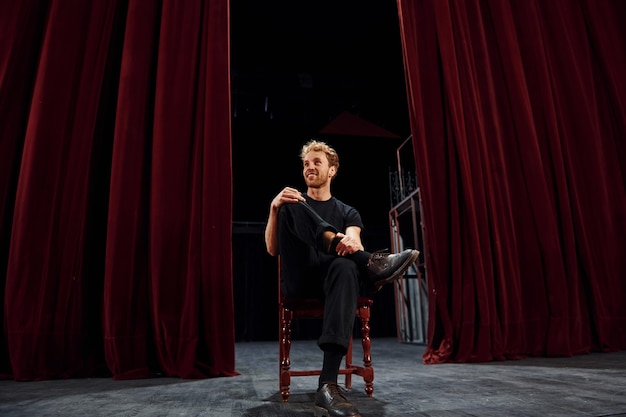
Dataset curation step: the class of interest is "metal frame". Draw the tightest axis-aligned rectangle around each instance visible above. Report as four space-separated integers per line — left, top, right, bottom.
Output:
388 136 428 344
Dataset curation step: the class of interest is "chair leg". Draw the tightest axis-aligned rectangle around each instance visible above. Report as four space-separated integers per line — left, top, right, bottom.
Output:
344 337 353 389
279 308 293 402
358 305 374 397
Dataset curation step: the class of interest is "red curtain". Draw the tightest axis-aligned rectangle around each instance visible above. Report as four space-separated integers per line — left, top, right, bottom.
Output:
398 0 626 363
0 0 236 381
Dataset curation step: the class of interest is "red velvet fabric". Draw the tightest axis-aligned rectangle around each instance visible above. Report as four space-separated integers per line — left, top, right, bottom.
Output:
0 0 236 380
397 0 626 363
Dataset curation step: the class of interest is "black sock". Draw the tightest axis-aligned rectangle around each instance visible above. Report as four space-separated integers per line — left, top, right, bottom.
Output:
328 237 342 254
319 348 344 389
347 250 371 267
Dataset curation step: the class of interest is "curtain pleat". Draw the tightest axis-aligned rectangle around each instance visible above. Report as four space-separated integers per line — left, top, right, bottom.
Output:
397 0 626 363
1 0 236 381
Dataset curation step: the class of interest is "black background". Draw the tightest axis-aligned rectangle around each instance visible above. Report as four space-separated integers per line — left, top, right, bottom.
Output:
230 0 411 342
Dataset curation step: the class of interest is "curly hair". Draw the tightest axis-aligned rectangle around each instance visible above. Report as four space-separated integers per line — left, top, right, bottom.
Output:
300 139 340 170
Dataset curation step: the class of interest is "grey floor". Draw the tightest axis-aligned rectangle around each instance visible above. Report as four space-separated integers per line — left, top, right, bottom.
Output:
1 337 625 417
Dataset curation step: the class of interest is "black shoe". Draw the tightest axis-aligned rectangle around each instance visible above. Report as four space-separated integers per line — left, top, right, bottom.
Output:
314 383 361 417
366 249 419 292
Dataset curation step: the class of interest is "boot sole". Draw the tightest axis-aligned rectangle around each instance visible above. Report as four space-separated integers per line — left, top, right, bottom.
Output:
314 405 362 417
373 250 420 292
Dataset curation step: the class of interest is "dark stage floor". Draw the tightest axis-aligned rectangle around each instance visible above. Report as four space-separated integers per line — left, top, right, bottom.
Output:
1 338 625 416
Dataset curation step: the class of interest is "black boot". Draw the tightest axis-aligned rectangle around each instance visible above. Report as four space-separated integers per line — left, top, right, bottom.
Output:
366 249 419 292
314 383 361 417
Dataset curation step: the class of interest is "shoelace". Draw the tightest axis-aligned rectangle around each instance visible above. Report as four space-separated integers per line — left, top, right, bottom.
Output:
326 383 349 400
371 249 390 256
368 249 390 265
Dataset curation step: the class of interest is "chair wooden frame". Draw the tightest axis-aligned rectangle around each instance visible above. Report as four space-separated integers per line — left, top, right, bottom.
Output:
278 259 374 402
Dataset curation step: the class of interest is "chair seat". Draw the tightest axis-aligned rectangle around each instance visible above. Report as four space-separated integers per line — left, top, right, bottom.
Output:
281 296 373 317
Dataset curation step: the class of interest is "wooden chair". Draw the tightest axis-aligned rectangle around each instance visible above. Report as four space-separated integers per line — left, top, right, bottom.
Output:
278 259 374 402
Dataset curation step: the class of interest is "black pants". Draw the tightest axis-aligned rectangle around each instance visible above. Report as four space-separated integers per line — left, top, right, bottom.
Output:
278 201 361 352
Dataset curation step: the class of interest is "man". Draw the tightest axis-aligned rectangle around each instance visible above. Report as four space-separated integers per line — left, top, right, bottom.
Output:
265 140 419 417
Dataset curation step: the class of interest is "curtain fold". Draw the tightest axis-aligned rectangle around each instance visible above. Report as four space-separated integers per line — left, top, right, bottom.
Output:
1 0 236 381
397 0 626 363
0 1 51 377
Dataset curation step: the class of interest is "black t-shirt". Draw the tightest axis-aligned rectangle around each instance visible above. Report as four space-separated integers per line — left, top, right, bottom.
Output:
304 195 364 232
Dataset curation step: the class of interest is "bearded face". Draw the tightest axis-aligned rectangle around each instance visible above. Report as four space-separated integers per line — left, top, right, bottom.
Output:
302 150 336 189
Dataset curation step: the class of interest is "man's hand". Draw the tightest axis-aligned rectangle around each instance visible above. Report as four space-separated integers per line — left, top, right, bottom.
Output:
333 232 364 256
270 187 305 211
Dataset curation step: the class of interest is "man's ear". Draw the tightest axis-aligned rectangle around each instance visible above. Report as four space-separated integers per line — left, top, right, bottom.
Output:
329 166 337 179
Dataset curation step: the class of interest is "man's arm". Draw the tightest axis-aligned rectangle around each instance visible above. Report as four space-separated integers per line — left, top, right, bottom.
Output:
264 187 305 256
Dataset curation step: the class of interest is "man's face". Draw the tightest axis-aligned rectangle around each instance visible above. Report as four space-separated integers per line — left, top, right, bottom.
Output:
302 150 336 188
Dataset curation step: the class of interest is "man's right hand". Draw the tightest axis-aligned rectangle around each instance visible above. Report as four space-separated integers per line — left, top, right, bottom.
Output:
271 187 305 211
